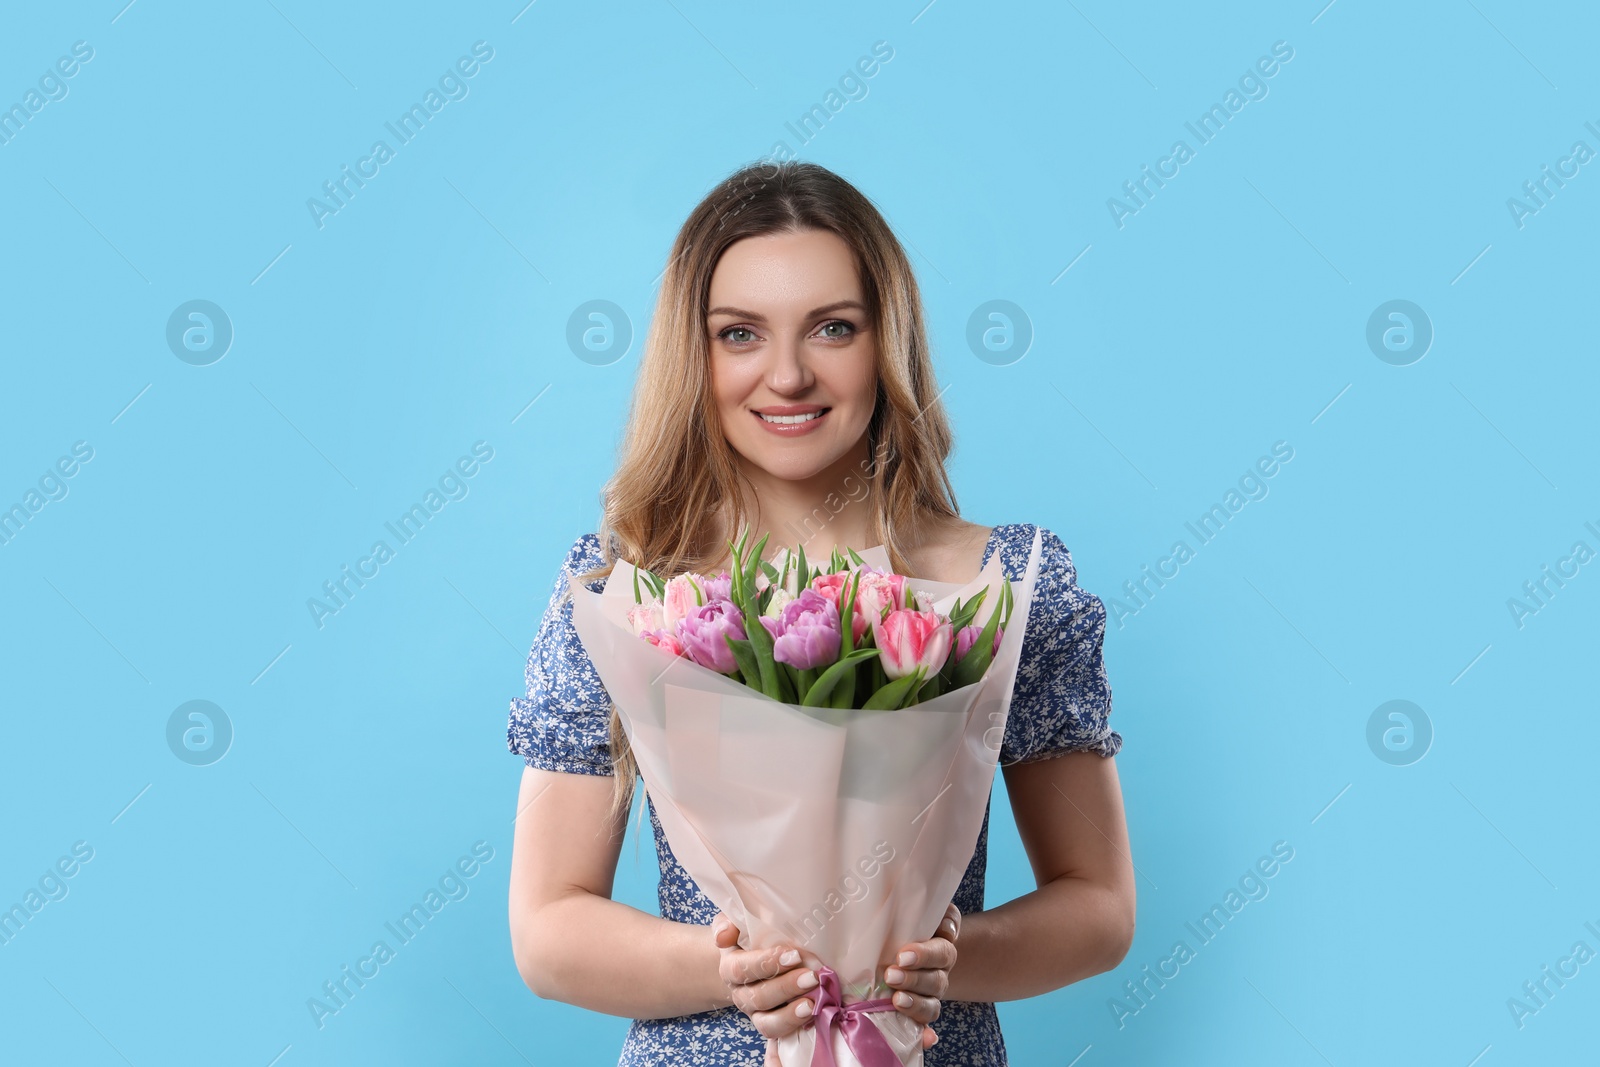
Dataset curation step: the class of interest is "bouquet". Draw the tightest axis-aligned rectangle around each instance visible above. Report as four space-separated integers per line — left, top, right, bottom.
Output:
568 525 1045 1067
622 527 1016 712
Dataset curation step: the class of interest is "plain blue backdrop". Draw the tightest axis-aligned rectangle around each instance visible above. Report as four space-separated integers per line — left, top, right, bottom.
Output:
2 1 1596 1064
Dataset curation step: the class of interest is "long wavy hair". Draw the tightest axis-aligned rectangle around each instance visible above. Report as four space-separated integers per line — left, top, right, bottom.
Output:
570 160 961 825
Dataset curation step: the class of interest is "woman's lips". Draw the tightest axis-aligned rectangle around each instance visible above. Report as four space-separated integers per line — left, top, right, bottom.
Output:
752 407 831 436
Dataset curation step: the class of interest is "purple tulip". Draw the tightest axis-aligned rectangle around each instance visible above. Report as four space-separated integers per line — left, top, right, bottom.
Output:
758 588 843 670
701 572 733 605
954 623 1003 665
677 599 746 675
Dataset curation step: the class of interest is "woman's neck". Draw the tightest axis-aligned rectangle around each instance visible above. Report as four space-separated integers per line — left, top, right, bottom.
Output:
712 437 880 570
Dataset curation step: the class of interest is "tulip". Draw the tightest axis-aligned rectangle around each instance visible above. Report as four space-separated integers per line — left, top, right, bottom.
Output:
701 572 733 605
642 628 685 657
758 588 843 670
662 574 705 632
872 608 953 680
954 623 1002 664
762 587 795 619
856 570 909 623
809 570 869 643
627 600 665 638
677 599 746 675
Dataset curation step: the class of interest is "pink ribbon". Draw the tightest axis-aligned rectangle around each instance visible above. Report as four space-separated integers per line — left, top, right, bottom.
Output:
804 965 903 1067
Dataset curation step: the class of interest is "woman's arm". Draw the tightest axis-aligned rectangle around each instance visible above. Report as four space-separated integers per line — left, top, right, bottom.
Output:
941 750 1136 1003
509 766 733 1018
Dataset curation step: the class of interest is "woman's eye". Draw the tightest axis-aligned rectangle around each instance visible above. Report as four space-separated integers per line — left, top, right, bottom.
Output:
817 320 855 339
720 327 756 344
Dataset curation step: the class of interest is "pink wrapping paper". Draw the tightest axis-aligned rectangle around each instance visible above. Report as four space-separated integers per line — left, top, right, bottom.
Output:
568 527 1044 1067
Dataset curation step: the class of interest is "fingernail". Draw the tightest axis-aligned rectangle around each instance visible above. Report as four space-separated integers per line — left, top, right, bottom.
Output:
894 992 912 1009
897 951 916 966
930 1030 940 1046
796 969 818 990
779 949 800 966
796 998 813 1018
885 967 905 984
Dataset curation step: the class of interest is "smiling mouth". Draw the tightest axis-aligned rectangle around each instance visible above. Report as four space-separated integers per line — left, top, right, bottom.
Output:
755 408 830 425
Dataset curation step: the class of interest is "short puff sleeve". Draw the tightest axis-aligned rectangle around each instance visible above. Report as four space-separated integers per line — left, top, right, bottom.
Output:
1000 525 1121 765
506 533 617 776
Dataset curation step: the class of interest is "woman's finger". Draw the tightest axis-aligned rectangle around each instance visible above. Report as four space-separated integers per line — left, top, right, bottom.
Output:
711 913 741 950
748 994 816 1040
884 963 948 998
729 964 821 1014
890 989 942 1025
721 943 804 987
892 935 957 974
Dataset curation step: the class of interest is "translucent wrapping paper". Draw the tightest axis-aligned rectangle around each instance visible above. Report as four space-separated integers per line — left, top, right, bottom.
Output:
568 528 1044 1066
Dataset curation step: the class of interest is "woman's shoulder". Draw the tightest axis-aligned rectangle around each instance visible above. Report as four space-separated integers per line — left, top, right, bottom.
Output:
983 522 1079 585
554 532 609 594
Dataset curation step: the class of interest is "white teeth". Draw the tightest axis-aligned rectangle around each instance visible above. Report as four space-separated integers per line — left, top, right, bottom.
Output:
758 411 824 424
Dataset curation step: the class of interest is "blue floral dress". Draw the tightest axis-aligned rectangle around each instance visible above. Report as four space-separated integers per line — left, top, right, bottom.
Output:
507 522 1121 1066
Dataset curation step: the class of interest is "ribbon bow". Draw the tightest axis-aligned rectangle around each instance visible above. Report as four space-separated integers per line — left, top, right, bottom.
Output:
804 965 903 1067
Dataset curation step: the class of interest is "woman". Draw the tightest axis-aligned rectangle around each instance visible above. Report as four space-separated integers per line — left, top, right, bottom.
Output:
506 160 1135 1065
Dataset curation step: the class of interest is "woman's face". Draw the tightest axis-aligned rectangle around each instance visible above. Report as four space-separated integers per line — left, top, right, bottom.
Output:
706 228 877 483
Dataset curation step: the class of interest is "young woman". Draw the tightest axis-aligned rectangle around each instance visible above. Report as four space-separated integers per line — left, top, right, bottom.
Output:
506 161 1135 1065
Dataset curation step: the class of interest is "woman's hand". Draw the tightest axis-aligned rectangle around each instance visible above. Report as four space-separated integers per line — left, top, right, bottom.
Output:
884 902 961 1051
712 911 822 1060
713 904 959 1060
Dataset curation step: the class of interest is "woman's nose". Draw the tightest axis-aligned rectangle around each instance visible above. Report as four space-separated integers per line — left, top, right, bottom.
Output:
765 334 813 394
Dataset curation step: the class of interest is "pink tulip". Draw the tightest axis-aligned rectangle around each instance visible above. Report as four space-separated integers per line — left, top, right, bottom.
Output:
662 573 705 632
642 628 685 657
856 570 909 623
627 601 665 638
758 588 843 670
954 623 1002 664
677 600 746 675
701 572 733 604
872 609 952 681
809 571 869 643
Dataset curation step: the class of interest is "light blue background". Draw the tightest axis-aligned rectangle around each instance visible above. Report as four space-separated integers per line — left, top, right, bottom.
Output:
2 1 1596 1064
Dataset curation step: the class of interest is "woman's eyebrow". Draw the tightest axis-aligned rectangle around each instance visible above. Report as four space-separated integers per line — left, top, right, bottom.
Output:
705 300 866 321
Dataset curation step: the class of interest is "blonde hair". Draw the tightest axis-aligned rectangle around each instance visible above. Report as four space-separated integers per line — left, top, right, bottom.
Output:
567 160 961 825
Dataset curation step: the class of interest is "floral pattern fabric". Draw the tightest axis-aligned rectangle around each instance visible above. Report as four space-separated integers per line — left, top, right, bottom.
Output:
507 523 1120 1065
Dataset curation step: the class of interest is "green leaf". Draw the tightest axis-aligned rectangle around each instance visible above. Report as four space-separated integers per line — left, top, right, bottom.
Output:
915 669 945 704
745 606 781 699
777 661 800 703
898 666 928 709
948 587 987 632
760 559 781 584
802 648 879 707
724 635 760 689
633 566 643 605
862 669 921 710
830 570 866 708
795 544 808 592
952 589 1006 688
796 665 817 703
846 546 867 567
